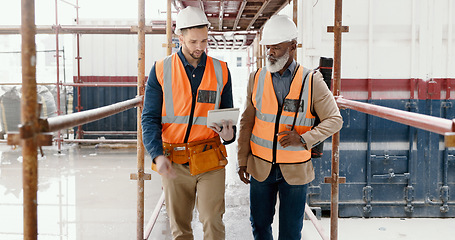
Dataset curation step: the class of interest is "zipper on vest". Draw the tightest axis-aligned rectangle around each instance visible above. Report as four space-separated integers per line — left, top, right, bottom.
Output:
271 65 300 164
272 105 284 164
183 92 197 143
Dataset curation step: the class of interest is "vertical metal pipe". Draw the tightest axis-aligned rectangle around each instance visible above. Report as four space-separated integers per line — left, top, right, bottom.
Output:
166 0 172 56
55 0 62 151
364 78 373 215
406 101 415 212
255 32 260 68
247 45 251 74
136 0 146 239
75 0 83 139
293 0 297 60
448 0 453 78
258 32 263 68
331 0 343 239
21 0 38 239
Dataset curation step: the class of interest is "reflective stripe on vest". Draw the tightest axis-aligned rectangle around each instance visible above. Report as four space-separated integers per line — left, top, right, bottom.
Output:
250 65 315 164
155 53 228 143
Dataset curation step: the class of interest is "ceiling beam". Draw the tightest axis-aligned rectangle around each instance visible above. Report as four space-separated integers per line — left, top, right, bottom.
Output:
172 0 184 11
247 0 271 31
221 35 227 49
239 34 247 50
232 34 238 49
233 0 247 30
198 0 205 12
219 0 224 31
209 35 219 50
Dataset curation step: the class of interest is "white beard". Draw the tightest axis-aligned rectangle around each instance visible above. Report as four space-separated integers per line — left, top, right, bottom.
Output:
265 49 290 73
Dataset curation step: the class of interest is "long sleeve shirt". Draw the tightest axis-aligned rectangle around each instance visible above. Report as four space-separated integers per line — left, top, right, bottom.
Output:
272 60 297 106
141 48 235 161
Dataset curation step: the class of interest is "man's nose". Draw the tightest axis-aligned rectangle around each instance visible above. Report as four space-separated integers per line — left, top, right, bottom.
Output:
196 42 205 50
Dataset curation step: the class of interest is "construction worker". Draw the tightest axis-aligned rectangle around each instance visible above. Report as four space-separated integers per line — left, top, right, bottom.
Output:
141 6 235 240
237 15 343 239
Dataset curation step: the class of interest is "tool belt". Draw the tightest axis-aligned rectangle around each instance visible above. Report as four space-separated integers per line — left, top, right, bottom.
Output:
161 136 228 176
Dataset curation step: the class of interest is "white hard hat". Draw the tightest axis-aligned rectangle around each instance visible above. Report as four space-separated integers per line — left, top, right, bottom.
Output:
175 6 211 35
260 15 298 45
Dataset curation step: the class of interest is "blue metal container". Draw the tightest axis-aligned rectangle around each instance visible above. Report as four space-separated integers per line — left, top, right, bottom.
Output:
309 99 455 217
73 86 137 138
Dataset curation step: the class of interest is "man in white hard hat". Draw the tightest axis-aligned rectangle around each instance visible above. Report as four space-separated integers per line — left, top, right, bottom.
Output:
237 15 343 239
142 6 235 240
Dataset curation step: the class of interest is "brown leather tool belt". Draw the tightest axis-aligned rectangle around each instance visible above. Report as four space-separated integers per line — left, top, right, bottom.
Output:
163 136 228 175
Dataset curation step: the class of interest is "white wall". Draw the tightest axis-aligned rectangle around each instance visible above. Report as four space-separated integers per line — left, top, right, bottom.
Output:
75 19 168 77
298 0 455 79
75 1 455 80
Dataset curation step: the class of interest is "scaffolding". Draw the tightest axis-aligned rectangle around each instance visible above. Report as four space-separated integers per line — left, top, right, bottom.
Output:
7 0 455 240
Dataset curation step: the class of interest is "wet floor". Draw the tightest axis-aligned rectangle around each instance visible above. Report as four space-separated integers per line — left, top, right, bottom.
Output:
1 143 454 240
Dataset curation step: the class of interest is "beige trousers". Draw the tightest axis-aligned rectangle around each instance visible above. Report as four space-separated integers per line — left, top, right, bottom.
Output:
162 162 226 240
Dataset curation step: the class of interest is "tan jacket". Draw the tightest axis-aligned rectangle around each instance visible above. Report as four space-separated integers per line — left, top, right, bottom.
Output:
237 69 343 185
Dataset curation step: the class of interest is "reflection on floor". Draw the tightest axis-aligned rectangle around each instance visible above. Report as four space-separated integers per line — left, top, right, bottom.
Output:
0 143 252 240
1 144 454 240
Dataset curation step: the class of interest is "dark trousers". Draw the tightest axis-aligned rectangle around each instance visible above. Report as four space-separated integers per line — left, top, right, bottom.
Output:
250 164 308 240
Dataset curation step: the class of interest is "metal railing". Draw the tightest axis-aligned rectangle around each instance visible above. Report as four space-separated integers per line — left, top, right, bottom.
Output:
46 96 142 132
336 97 455 136
12 1 455 240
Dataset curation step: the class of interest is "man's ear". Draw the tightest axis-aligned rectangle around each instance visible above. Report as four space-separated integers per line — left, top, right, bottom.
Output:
290 41 297 52
178 34 184 45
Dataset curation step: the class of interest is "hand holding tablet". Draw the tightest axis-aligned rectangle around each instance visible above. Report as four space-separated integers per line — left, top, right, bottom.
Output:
207 108 240 127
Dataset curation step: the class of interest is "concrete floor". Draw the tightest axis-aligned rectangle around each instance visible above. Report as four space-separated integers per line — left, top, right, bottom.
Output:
1 143 454 240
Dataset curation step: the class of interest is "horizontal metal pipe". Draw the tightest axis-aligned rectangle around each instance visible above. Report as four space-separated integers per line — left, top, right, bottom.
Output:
311 201 455 206
47 96 142 132
62 82 137 87
336 97 454 135
63 139 137 144
0 25 165 35
0 26 256 37
0 82 136 87
82 131 137 135
0 82 55 85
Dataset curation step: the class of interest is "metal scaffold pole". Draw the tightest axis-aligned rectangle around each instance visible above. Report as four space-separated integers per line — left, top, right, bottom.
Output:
166 0 173 55
132 0 149 239
21 0 38 239
75 0 83 139
54 0 62 152
325 0 348 239
143 1 174 239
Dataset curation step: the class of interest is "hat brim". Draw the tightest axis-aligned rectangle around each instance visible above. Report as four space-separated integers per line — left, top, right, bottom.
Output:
259 39 286 45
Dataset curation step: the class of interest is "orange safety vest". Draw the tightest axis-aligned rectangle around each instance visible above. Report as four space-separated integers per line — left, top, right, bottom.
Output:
155 53 229 144
250 65 315 164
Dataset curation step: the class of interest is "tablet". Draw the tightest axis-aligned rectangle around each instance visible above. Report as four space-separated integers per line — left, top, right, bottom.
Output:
207 108 240 127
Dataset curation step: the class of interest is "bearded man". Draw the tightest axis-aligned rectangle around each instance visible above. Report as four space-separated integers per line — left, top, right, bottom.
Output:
237 15 343 240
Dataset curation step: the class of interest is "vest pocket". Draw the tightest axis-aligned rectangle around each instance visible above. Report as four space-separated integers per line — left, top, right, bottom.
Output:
283 99 304 112
197 90 217 104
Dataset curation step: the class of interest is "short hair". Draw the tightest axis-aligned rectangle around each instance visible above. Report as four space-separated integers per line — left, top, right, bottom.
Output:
180 24 209 35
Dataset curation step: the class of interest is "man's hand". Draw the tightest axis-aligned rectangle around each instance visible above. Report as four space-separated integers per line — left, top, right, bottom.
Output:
209 120 234 142
155 155 177 179
277 125 306 148
237 166 250 184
